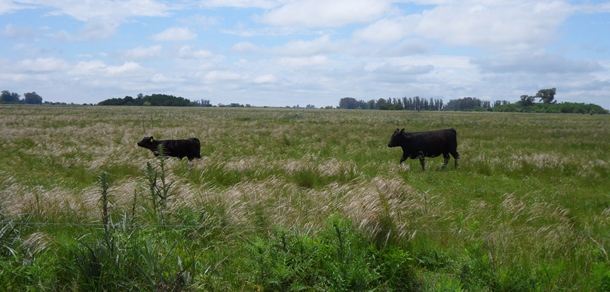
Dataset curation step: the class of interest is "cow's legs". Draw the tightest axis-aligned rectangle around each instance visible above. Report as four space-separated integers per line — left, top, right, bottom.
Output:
400 153 408 164
418 156 425 171
451 150 460 168
442 153 450 169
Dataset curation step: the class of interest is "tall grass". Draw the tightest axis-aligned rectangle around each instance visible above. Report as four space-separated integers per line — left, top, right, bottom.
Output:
0 105 609 289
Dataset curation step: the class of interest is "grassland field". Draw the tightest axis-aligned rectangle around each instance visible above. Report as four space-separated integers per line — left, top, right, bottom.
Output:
0 105 609 290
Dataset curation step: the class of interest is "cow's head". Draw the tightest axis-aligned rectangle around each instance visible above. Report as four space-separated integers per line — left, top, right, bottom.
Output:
387 128 405 147
137 136 155 148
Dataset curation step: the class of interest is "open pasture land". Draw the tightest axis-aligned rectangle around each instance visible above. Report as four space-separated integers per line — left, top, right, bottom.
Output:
1 105 610 290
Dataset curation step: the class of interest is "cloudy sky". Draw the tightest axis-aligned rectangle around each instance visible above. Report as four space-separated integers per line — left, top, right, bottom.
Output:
1 0 610 108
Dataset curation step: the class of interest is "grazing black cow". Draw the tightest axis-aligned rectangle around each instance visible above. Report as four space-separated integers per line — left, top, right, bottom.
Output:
387 128 459 171
137 136 201 161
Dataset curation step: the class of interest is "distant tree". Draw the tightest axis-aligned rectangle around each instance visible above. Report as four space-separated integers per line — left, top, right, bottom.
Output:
1 90 11 103
124 96 134 105
535 88 557 104
1 90 21 103
445 97 485 111
98 93 193 106
339 97 359 109
24 92 43 104
377 98 388 109
494 100 510 107
519 95 535 107
413 96 421 111
367 99 376 109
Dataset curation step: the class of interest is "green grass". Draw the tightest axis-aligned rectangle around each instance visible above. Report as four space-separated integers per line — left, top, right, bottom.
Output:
0 105 609 290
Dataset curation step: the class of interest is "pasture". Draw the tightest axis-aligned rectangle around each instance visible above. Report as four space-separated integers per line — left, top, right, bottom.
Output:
1 105 609 290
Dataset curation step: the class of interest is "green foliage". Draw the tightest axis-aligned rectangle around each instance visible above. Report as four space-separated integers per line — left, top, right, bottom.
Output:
338 88 608 114
0 90 21 104
592 263 610 291
98 93 194 106
23 92 43 104
339 96 444 111
494 101 609 114
535 88 557 104
444 97 492 111
245 218 419 291
1 90 42 104
145 148 175 225
1 105 609 290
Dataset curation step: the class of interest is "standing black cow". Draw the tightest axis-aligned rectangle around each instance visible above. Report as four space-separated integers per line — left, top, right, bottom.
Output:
387 128 459 171
137 136 201 161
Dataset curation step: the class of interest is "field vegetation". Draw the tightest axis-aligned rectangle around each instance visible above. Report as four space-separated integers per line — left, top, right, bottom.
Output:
1 105 609 290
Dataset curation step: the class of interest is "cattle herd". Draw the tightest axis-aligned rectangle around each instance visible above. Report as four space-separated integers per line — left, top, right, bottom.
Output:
137 127 459 171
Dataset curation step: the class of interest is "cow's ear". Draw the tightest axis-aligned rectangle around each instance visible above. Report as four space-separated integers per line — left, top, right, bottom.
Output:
400 128 405 133
149 136 154 142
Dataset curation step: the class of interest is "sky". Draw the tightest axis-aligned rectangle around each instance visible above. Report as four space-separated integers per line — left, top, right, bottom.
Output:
1 0 610 109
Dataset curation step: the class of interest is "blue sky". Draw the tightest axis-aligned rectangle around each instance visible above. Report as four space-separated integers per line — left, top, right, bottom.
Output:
1 0 610 109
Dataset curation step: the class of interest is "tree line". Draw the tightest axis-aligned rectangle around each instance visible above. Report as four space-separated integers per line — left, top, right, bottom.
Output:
339 96 444 111
98 93 211 107
338 88 608 114
1 90 43 104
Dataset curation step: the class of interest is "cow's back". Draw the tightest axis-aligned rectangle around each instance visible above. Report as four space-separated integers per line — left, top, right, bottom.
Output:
410 128 457 156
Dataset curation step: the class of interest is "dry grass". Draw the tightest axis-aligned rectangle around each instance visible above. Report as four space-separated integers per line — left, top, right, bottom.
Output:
1 105 609 288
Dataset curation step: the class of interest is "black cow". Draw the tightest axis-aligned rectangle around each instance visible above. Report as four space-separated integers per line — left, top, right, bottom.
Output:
387 128 459 171
137 136 201 161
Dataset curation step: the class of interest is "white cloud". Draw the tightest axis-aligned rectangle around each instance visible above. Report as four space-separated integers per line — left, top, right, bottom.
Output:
47 30 74 42
152 27 197 41
117 45 163 60
19 57 71 72
253 74 277 83
0 72 33 82
385 39 435 56
472 50 603 74
78 17 120 40
3 1 172 41
354 17 414 44
271 35 340 57
277 55 329 67
385 55 474 70
177 45 213 59
203 71 242 83
180 14 221 27
261 0 389 27
372 63 434 75
572 2 610 13
38 0 170 22
46 19 119 41
222 24 309 37
231 42 262 54
1 24 37 39
414 2 572 51
0 1 34 15
2 0 610 109
151 73 184 83
107 61 141 74
71 60 142 76
198 0 280 9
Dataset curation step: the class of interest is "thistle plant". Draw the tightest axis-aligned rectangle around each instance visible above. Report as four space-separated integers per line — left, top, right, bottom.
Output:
98 171 113 252
145 145 175 225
